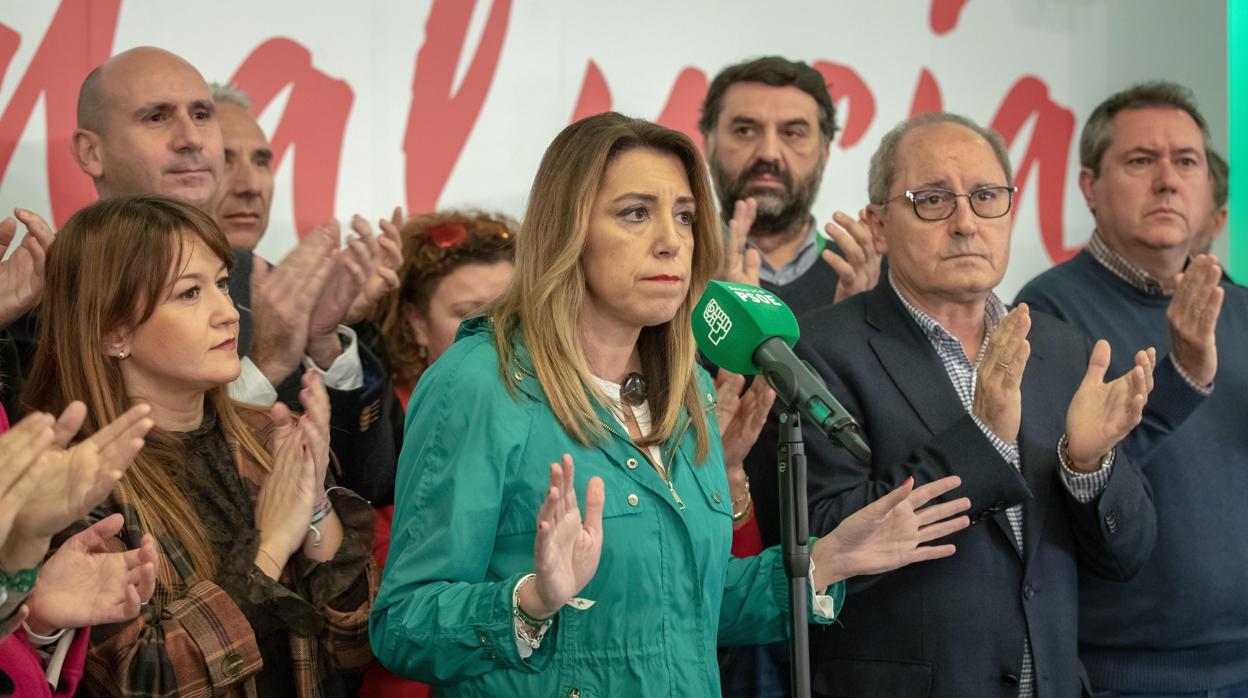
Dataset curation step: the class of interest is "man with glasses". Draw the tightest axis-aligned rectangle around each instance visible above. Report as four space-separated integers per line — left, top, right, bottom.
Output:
1017 82 1248 696
794 112 1157 697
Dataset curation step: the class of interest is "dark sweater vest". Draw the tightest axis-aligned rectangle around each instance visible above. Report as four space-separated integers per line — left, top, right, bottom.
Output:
1016 249 1248 692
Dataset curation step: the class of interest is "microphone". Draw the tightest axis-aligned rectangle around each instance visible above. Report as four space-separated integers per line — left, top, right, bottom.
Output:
693 280 871 463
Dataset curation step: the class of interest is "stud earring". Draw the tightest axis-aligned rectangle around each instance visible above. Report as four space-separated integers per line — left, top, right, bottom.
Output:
116 350 128 360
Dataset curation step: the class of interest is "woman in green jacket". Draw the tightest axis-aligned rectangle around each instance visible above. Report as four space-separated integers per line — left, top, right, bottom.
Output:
370 113 970 697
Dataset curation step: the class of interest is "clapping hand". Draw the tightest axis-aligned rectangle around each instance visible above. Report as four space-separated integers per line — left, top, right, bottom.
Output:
0 208 55 329
11 402 153 541
0 412 57 547
1064 341 1155 472
821 209 882 304
306 219 382 369
811 476 970 588
249 227 337 384
254 419 318 574
721 198 762 286
25 513 157 635
344 209 405 326
271 369 332 486
1168 254 1223 386
715 369 775 472
972 305 1032 445
518 455 605 619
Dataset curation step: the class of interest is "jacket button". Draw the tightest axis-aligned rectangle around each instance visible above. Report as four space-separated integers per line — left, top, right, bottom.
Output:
626 458 638 469
1023 584 1035 600
712 492 722 503
1001 672 1020 686
706 392 714 403
222 650 244 678
627 494 639 506
479 634 489 645
513 371 523 381
568 690 581 698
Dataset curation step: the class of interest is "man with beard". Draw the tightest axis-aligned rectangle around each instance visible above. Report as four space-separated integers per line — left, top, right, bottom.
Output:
698 56 883 697
700 56 882 321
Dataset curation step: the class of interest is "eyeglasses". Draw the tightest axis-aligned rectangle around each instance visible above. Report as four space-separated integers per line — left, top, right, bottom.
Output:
887 186 1018 222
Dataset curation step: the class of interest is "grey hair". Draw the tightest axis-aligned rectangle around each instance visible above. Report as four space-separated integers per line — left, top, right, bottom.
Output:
209 82 253 109
1080 81 1210 176
867 112 1013 205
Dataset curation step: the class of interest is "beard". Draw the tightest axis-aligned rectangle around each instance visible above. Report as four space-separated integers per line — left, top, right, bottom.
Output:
711 153 826 237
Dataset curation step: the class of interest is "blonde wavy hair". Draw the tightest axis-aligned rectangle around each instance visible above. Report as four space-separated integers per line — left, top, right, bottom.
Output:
492 112 722 461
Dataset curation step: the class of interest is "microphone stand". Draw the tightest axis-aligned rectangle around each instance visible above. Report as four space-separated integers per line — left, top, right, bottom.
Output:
777 408 811 698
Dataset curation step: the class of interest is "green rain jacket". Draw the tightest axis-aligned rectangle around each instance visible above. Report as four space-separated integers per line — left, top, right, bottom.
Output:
370 318 843 697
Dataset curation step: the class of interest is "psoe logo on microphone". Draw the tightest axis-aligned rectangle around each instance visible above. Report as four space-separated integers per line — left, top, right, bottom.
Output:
703 299 732 346
732 288 783 306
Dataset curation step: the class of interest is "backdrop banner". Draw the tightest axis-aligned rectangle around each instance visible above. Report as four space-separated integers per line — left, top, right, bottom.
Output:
0 0 1227 297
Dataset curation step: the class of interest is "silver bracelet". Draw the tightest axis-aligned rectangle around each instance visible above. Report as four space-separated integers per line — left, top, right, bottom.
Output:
512 574 552 650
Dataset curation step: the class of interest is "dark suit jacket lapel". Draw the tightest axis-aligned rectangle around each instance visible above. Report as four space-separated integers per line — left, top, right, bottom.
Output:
865 285 1022 557
865 285 964 437
1019 347 1053 569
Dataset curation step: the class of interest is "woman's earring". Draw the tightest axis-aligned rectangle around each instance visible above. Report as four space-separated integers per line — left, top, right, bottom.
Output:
116 350 128 360
417 345 428 362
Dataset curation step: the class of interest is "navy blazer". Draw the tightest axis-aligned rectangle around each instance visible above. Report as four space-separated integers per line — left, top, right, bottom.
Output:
782 281 1156 698
229 249 401 505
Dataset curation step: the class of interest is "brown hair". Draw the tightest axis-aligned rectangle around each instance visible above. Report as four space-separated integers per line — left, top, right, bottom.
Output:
371 210 516 389
1080 81 1211 176
492 112 721 460
23 195 270 578
699 56 839 142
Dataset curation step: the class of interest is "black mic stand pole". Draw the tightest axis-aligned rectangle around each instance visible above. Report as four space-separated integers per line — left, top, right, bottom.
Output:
777 407 811 698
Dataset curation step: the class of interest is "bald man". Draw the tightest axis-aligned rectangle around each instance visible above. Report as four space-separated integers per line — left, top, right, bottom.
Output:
3 47 401 507
72 47 222 209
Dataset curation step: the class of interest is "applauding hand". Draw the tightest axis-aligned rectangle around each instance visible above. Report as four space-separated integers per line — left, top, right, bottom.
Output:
0 412 57 546
11 403 152 541
715 369 776 470
972 305 1032 444
249 227 337 384
1064 341 1155 472
1167 254 1223 386
0 208 55 329
721 198 762 286
345 209 405 325
821 209 882 304
26 514 157 635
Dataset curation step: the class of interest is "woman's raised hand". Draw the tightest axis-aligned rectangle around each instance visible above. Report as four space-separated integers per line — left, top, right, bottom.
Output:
519 455 605 619
253 423 318 573
811 476 970 589
25 513 157 634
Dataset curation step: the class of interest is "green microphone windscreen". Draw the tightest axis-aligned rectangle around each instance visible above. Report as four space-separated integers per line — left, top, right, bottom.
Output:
692 280 800 374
